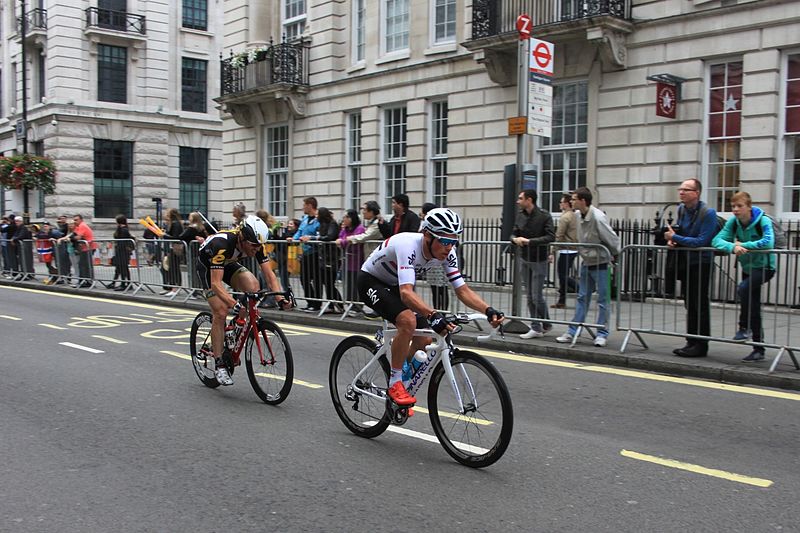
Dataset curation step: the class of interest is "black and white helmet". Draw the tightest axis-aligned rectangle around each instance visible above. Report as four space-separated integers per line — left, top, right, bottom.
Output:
423 208 463 236
239 215 270 244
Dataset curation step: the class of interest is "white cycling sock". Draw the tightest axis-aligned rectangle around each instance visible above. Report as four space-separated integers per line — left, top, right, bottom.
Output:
389 368 403 386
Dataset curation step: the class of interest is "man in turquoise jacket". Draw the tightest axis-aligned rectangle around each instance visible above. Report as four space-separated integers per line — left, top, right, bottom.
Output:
712 191 776 362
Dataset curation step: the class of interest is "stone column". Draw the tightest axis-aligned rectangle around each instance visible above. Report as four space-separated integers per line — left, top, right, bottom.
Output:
249 0 271 47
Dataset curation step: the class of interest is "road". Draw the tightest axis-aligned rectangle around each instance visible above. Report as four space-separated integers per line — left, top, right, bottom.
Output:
1 285 798 532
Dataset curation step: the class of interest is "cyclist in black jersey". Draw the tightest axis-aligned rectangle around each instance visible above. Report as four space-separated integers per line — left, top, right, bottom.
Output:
196 215 288 385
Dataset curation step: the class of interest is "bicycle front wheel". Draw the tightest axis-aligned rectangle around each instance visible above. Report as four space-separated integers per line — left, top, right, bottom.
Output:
329 336 391 438
428 350 513 468
245 318 294 405
189 312 220 389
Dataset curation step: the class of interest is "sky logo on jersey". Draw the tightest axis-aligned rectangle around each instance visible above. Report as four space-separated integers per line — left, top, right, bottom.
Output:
408 251 416 265
447 255 458 269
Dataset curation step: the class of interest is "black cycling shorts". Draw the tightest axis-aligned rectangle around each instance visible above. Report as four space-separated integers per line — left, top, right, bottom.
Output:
196 261 250 298
357 271 427 327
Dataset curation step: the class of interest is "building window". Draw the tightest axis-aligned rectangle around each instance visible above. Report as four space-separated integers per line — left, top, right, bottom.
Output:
383 106 407 211
282 0 306 40
179 147 208 217
94 140 133 218
706 60 743 212
353 0 366 63
539 82 588 213
182 58 207 113
432 0 456 44
347 113 363 210
265 125 289 217
384 0 409 54
36 51 45 103
98 0 128 32
430 101 448 206
182 0 207 31
97 44 127 103
781 53 800 214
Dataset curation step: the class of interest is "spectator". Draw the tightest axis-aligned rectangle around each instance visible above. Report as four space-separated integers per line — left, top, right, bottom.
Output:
551 194 579 309
56 221 83 286
338 208 365 316
420 202 450 311
276 218 300 291
511 190 555 339
111 214 134 291
54 216 72 282
712 191 776 362
36 222 62 284
179 212 208 296
556 187 620 347
378 193 421 238
142 225 158 266
232 202 247 227
315 207 344 313
0 215 10 275
664 178 718 358
11 216 34 281
56 214 69 235
72 214 95 288
161 207 183 296
338 200 383 318
292 197 321 311
2 214 18 276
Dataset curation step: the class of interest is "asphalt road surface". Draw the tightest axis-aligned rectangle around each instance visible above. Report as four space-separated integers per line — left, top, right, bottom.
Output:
1 285 798 532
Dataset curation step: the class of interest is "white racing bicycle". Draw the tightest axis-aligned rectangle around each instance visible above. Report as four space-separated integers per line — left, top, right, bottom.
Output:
329 313 513 468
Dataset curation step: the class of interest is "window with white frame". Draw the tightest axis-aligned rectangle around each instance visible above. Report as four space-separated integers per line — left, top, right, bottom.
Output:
383 106 407 212
265 125 289 217
282 0 306 40
782 53 800 214
539 82 588 213
347 113 363 211
706 60 742 212
353 0 366 63
430 101 448 206
383 0 409 54
432 0 456 45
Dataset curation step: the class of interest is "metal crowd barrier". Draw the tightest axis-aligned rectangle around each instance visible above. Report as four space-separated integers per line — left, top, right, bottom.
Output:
616 245 799 372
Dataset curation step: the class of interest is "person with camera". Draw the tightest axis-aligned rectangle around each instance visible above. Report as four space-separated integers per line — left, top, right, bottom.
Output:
664 178 718 358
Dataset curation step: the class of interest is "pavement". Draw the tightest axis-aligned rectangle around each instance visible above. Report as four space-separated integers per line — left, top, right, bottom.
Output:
4 275 800 392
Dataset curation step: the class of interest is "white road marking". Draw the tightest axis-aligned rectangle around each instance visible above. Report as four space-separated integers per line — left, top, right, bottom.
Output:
379 424 490 455
59 342 104 354
39 323 68 330
92 335 128 344
0 315 22 321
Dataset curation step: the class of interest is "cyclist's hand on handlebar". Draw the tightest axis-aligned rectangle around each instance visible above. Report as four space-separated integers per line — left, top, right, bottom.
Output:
428 311 455 335
276 296 292 310
485 306 505 328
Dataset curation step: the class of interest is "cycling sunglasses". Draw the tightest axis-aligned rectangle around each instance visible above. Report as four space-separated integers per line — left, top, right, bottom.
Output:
434 235 459 247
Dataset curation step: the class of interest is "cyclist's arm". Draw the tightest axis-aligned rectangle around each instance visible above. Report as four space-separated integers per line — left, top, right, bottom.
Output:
258 261 286 304
399 283 436 318
454 285 504 328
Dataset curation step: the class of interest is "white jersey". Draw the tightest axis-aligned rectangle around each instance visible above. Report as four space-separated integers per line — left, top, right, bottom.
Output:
361 232 465 289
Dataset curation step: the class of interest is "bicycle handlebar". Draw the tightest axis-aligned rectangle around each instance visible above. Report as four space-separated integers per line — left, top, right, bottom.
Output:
231 288 295 314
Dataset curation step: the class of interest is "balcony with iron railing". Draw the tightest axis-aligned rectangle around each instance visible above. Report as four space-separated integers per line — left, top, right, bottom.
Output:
85 7 146 36
218 40 310 123
16 8 47 40
465 0 634 82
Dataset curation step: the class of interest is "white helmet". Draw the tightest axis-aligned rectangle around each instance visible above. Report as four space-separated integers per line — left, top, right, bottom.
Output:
423 208 463 236
239 215 270 244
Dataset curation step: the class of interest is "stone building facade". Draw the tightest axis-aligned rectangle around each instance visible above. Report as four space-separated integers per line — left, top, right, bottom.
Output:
0 0 224 235
221 0 799 223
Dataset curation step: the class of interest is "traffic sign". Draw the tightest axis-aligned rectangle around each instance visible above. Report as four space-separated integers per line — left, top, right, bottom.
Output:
515 14 531 40
508 117 527 135
528 38 554 76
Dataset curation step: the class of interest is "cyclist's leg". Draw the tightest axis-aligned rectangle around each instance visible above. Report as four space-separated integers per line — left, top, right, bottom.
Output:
229 264 260 293
196 261 226 359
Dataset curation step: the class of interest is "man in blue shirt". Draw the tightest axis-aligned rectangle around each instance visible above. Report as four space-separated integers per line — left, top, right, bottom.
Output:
291 196 321 312
664 178 719 357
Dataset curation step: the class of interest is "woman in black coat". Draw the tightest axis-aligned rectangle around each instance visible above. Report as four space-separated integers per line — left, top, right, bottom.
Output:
161 208 184 295
315 207 343 312
112 214 134 290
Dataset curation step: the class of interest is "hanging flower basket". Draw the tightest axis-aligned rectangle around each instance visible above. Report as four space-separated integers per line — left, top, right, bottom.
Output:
0 154 57 194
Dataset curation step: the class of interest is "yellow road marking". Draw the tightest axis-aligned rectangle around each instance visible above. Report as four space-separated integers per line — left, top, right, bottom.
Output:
272 323 800 402
412 405 493 426
92 335 128 344
0 285 196 313
160 351 323 389
39 323 68 330
0 314 21 320
620 449 774 488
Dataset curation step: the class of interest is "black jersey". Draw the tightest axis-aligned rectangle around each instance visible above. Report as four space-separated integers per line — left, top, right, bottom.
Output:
197 230 269 269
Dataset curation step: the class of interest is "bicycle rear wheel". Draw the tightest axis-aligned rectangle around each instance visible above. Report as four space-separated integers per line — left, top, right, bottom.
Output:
329 336 391 438
245 318 294 405
189 312 220 389
427 350 513 468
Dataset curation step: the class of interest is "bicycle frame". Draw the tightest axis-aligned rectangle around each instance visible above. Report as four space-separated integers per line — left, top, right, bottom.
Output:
227 290 293 367
351 313 496 414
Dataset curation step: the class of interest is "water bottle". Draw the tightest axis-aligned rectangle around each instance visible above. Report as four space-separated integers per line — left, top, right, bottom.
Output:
411 350 427 373
224 323 236 349
231 316 246 343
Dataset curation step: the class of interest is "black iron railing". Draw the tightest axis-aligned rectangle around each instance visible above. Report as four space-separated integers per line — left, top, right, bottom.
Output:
85 7 146 35
221 40 308 97
471 0 631 40
17 8 47 33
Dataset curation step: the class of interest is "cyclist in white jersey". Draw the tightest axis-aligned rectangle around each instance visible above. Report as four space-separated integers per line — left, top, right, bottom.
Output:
358 208 505 407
